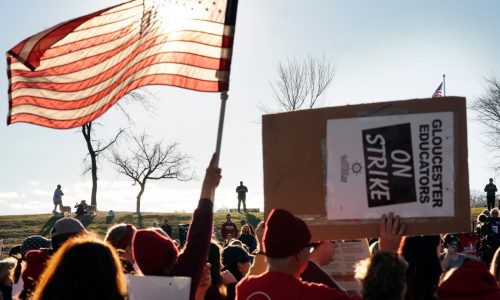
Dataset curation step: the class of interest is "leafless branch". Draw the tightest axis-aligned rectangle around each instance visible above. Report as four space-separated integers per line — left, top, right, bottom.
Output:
471 76 500 168
110 132 192 213
267 55 336 112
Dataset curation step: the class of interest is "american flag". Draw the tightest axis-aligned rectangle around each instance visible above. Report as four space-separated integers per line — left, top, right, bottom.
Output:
432 82 444 98
7 0 238 129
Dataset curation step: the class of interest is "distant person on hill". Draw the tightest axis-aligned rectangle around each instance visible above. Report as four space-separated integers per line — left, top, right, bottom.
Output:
106 210 116 224
52 185 64 214
485 178 498 211
161 218 173 237
236 181 248 213
74 200 88 216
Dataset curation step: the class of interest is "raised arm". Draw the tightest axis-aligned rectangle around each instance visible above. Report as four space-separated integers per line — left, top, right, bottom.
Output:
176 153 221 299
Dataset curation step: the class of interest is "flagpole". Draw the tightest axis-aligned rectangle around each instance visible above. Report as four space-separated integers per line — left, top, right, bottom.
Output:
443 74 446 97
210 91 227 200
215 91 228 167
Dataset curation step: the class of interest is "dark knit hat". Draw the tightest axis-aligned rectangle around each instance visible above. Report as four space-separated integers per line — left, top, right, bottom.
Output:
222 245 254 267
263 209 311 258
20 235 50 256
438 259 500 300
51 217 85 238
133 229 178 275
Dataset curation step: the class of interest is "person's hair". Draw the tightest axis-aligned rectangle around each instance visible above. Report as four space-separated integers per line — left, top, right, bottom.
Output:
491 208 500 216
208 240 228 296
105 223 137 250
240 224 252 236
483 209 491 216
401 235 442 300
491 247 500 283
355 252 408 300
32 235 127 300
0 257 16 285
226 214 231 218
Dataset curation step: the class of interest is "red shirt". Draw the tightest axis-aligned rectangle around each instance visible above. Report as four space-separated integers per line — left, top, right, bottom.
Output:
221 221 238 239
458 233 479 259
236 271 359 300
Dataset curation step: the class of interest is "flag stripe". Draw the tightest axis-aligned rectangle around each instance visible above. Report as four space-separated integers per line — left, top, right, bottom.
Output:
10 31 232 81
11 59 229 111
10 74 226 128
12 52 230 93
10 24 233 74
11 55 230 99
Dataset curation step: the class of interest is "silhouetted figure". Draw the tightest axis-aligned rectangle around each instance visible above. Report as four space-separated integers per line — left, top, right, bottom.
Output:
485 178 498 211
74 200 88 216
236 181 248 213
106 210 115 224
52 185 64 214
160 218 173 237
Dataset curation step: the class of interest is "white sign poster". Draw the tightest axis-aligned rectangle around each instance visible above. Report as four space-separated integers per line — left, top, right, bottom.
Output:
126 275 191 300
326 112 454 220
322 240 370 295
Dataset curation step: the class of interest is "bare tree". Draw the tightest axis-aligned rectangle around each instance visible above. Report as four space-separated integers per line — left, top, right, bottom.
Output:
471 77 500 170
268 55 335 112
470 189 487 208
80 89 156 207
82 122 125 206
110 132 192 214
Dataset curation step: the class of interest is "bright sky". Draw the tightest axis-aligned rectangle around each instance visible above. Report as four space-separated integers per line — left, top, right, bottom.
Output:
1 0 499 215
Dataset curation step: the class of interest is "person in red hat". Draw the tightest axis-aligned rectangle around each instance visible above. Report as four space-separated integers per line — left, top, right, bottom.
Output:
132 153 222 300
438 259 500 300
235 210 404 300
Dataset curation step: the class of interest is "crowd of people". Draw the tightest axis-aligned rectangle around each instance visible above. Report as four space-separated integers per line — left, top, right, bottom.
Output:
1 156 500 299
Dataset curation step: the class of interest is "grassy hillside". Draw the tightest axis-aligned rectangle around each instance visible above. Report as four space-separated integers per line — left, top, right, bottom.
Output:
0 208 488 258
0 211 263 258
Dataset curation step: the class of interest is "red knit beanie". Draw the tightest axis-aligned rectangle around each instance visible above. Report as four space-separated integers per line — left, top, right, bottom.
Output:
132 229 178 275
438 259 500 300
263 209 311 258
23 249 50 291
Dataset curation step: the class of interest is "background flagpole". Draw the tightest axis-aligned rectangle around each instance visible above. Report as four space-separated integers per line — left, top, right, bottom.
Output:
215 91 228 167
443 74 446 96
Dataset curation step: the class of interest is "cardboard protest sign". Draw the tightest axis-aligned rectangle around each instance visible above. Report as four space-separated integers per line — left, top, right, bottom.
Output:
126 275 191 300
262 97 469 240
